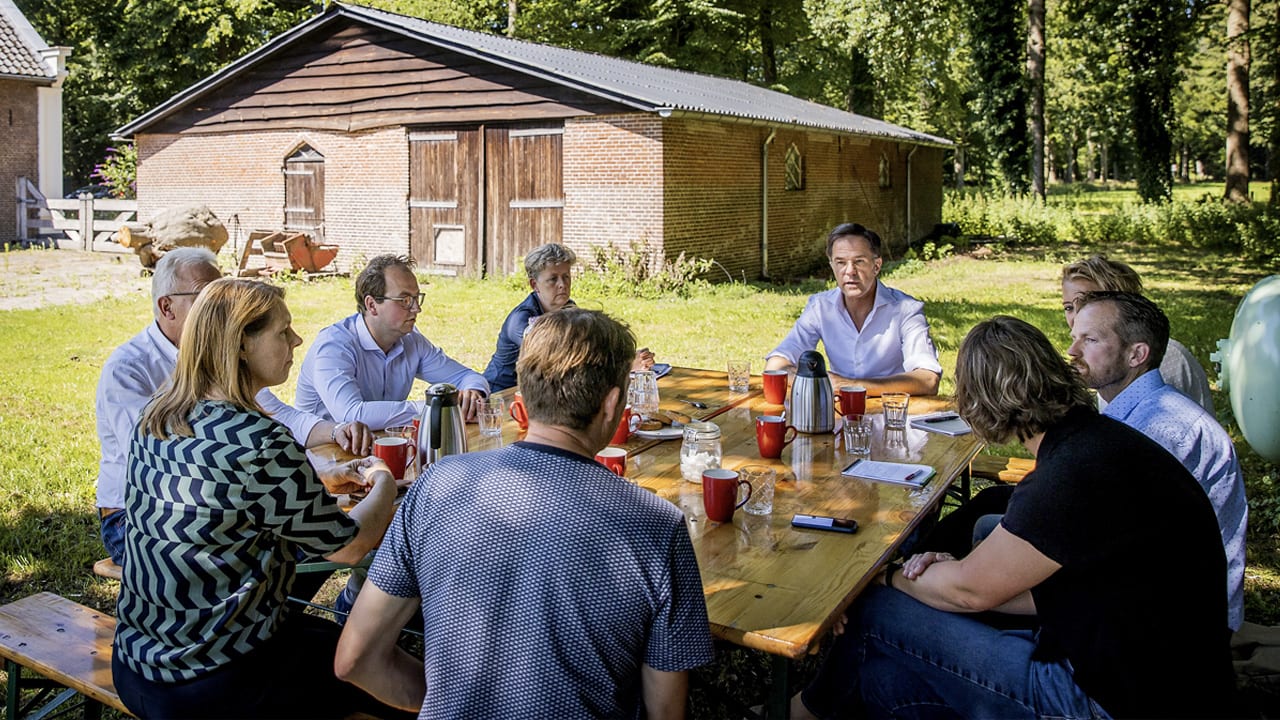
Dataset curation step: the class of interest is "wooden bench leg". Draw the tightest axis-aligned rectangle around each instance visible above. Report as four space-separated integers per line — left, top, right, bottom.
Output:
5 649 108 720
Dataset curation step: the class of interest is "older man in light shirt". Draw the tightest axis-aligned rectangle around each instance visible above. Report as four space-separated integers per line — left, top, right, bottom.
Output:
766 223 942 396
95 247 369 566
295 255 488 430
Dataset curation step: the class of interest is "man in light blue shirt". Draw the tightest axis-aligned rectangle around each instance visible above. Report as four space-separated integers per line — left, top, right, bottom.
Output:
1069 291 1246 631
296 255 488 431
765 223 942 396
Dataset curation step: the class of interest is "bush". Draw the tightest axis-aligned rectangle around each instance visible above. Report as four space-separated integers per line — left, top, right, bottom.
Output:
92 144 136 199
573 241 714 299
945 186 1280 264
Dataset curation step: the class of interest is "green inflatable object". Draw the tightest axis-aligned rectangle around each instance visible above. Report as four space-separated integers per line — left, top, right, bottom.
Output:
1213 274 1280 463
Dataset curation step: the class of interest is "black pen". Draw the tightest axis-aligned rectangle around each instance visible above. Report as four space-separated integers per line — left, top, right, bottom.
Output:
920 414 960 424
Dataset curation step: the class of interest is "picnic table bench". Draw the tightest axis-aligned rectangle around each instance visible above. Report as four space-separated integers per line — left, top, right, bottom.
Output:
0 591 130 719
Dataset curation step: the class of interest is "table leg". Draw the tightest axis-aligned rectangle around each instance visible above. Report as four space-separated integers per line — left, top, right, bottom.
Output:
767 654 791 719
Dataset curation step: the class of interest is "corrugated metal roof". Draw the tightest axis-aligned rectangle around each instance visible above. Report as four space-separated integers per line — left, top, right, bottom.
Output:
118 2 951 147
346 4 949 146
0 0 53 80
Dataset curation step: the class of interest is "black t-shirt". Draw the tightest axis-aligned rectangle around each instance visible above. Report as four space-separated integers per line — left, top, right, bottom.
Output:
1003 407 1235 718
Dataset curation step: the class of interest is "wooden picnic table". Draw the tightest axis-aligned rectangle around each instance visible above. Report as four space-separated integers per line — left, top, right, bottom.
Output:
309 366 982 718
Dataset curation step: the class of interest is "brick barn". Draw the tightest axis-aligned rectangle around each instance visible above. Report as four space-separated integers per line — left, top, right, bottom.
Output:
0 0 68 246
115 2 950 278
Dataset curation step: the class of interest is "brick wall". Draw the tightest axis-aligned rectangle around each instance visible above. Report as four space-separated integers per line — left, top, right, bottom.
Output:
661 117 945 279
0 80 40 244
136 127 409 271
561 114 665 269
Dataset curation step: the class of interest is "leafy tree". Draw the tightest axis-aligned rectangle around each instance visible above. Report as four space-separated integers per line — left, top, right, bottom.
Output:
967 0 1030 193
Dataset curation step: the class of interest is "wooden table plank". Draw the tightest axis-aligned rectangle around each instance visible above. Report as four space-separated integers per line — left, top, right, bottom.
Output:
626 391 982 659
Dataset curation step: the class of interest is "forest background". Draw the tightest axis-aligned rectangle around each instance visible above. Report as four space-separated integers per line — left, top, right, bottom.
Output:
11 0 1279 213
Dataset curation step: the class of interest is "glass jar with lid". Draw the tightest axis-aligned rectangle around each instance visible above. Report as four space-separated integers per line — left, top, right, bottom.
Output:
680 421 722 483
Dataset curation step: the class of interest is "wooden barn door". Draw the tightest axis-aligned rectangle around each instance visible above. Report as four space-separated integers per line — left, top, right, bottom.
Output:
284 145 325 241
485 125 564 276
409 130 482 276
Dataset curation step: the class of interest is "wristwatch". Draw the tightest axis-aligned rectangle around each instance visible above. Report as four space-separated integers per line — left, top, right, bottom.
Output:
884 561 904 590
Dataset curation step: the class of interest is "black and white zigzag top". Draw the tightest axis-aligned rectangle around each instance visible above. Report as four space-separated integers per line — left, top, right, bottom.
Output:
114 400 357 683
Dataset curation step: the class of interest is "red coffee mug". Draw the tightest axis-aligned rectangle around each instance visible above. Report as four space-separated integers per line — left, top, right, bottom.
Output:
702 468 751 523
836 385 867 417
373 436 414 481
509 392 529 431
595 447 627 476
755 415 797 459
762 370 788 405
610 405 634 445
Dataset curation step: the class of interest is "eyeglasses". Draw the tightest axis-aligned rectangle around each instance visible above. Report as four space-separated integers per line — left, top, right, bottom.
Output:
166 291 201 299
374 293 425 310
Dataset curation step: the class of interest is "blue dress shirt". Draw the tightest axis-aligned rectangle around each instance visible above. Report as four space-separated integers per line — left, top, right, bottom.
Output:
1104 369 1246 631
294 313 488 431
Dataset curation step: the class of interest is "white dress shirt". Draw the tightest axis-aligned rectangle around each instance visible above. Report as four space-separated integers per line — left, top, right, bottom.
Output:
767 282 943 380
95 322 320 509
294 313 489 431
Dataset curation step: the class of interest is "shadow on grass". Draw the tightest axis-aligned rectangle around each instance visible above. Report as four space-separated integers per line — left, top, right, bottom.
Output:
0 508 116 613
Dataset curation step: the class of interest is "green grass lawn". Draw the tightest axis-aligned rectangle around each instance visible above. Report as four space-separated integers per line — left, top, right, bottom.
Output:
1 232 1277 713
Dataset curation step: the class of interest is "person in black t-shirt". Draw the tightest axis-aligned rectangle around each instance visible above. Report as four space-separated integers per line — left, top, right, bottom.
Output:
797 315 1235 719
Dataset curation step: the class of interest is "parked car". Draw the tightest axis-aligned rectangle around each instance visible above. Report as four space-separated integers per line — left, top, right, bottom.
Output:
64 184 112 199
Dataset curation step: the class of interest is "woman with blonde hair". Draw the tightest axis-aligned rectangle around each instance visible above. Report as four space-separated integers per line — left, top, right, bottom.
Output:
111 278 403 719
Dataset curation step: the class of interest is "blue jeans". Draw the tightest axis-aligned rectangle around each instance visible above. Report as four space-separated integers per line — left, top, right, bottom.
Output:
802 585 1110 719
99 510 127 565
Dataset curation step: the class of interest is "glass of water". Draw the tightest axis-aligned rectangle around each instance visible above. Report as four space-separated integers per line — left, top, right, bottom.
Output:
881 392 910 430
629 370 660 418
478 397 505 437
842 415 873 455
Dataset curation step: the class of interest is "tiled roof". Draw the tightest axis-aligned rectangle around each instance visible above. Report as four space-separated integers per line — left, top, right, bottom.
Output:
119 2 951 147
0 0 53 80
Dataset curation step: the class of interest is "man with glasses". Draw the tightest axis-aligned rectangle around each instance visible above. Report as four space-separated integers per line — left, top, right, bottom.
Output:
95 247 371 566
765 223 942 396
296 254 488 431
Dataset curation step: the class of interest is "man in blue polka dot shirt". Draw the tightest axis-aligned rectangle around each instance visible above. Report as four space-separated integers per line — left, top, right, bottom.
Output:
335 308 713 718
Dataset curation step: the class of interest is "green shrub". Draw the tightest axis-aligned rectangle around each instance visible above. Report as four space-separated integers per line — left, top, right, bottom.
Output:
574 241 714 299
92 144 136 199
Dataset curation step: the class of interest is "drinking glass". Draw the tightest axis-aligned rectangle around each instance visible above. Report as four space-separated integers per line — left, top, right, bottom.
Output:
629 370 660 418
727 360 751 393
477 397 504 437
842 415 873 455
739 465 777 516
881 392 910 430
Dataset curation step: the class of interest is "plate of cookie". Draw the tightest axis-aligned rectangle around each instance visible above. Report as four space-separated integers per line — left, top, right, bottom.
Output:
632 410 692 440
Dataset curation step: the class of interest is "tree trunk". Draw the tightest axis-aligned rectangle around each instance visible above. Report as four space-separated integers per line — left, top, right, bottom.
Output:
1225 0 1251 203
758 3 777 85
507 0 518 37
1273 0 1280 207
1027 0 1047 200
954 147 966 189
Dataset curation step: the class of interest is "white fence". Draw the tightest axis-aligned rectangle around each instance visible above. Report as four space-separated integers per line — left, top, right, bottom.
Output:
15 177 136 253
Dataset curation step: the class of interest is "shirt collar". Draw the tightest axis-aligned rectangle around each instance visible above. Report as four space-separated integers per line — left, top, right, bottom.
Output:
355 312 403 360
145 321 179 366
1102 369 1165 422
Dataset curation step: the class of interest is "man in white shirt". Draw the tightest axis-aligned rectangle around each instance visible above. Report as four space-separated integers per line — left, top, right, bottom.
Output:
95 248 370 565
295 255 489 430
766 223 942 395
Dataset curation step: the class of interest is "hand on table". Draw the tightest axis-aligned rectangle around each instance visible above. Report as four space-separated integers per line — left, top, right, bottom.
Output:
334 421 373 455
457 389 485 422
319 457 392 495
